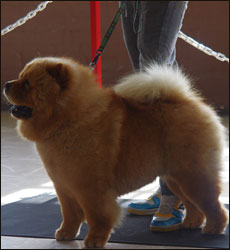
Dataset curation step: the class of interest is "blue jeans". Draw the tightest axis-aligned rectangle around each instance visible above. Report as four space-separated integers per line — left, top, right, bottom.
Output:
120 1 188 195
120 1 188 71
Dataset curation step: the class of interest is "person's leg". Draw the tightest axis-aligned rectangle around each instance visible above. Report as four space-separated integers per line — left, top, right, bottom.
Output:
122 1 188 230
136 1 188 231
119 1 140 71
135 0 188 197
136 1 188 198
159 177 174 196
137 1 188 69
150 177 185 232
121 1 162 216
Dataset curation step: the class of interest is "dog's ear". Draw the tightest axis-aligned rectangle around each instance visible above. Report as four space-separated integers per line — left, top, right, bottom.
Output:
46 63 69 89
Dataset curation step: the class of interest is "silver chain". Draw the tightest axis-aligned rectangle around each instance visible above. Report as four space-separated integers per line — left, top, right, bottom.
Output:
1 2 229 64
178 31 229 63
1 1 53 36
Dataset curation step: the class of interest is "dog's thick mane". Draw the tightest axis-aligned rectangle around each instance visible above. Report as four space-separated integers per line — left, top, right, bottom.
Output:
113 64 196 102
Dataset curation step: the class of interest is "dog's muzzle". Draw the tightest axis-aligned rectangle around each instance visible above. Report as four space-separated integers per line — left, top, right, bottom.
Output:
4 82 33 119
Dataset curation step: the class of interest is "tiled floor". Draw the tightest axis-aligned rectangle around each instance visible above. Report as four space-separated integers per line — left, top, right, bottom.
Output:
1 111 229 249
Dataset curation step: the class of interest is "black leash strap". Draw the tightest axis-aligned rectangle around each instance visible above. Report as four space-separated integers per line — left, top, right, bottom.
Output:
89 1 126 71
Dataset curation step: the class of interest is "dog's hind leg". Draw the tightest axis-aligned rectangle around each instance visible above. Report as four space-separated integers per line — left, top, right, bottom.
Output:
169 171 228 234
164 177 205 229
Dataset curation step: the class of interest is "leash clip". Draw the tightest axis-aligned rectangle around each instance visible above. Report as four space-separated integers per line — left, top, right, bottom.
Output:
89 51 102 71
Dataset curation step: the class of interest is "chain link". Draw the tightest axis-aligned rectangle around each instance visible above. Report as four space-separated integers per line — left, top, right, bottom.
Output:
1 1 53 36
1 2 229 64
178 31 229 63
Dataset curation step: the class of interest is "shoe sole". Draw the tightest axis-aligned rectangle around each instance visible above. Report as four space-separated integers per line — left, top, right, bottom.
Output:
127 207 158 215
150 223 182 232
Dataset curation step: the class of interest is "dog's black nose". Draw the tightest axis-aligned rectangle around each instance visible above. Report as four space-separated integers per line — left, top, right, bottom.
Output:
5 82 11 92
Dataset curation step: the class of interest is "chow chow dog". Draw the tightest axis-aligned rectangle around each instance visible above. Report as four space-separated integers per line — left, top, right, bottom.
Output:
4 57 228 248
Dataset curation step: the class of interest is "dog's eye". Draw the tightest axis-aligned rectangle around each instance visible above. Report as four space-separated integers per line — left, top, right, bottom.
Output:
23 80 30 89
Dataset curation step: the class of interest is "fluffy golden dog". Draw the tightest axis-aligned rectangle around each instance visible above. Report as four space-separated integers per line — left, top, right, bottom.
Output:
4 57 228 248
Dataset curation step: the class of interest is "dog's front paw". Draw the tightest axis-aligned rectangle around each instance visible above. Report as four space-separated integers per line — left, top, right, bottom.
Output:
84 235 107 249
55 227 76 241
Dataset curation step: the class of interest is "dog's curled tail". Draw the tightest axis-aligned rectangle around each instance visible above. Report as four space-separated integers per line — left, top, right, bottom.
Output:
113 64 197 103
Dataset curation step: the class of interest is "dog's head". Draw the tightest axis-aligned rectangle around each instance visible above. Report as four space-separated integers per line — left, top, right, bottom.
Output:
3 57 82 120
